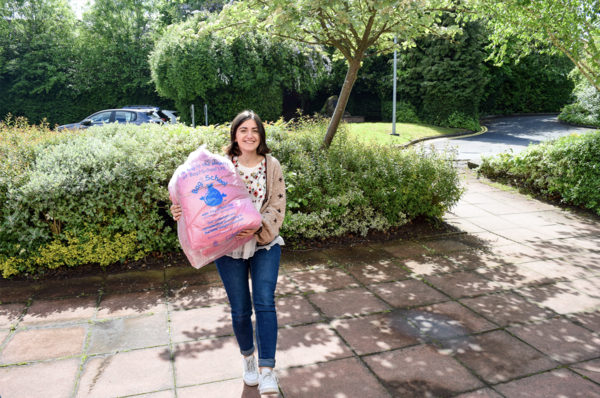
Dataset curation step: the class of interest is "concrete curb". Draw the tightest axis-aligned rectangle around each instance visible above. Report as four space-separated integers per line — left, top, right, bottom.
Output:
558 119 600 129
479 112 560 120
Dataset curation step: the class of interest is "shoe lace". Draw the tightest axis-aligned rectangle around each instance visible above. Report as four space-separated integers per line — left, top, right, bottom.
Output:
244 357 256 373
262 369 278 384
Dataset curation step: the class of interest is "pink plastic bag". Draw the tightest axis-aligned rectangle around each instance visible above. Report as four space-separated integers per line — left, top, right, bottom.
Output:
168 145 262 269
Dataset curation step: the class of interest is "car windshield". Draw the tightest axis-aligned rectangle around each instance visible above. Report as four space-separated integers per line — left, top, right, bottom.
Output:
149 112 162 120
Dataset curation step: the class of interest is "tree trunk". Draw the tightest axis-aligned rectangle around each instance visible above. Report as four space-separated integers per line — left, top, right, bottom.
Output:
322 58 362 148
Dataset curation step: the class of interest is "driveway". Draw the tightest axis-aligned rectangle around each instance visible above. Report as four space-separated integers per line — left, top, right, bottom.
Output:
427 115 598 161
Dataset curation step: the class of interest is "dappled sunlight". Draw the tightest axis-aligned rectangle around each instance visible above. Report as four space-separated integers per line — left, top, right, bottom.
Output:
170 305 233 342
401 256 463 276
168 283 229 311
288 268 359 293
97 290 166 318
347 260 410 284
19 296 96 326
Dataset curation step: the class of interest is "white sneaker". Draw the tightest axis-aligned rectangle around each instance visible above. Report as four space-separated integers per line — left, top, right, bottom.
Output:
242 355 259 386
258 368 279 395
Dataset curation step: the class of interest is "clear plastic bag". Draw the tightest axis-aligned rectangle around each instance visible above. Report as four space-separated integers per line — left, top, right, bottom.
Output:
168 145 262 268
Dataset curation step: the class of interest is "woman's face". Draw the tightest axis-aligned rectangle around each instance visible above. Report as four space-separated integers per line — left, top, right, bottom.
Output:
235 119 260 154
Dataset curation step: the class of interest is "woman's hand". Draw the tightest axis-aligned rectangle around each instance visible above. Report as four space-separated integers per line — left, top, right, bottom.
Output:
236 227 260 239
171 204 182 221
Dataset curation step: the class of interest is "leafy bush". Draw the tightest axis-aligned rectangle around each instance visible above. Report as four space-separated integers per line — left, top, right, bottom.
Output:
381 101 421 124
478 131 600 214
0 118 463 277
558 71 600 127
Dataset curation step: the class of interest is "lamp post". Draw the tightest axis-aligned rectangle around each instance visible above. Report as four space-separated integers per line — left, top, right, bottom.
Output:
390 35 399 137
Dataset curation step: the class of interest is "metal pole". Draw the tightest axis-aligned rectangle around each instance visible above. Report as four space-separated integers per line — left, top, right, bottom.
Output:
204 104 208 126
191 104 195 128
390 35 399 136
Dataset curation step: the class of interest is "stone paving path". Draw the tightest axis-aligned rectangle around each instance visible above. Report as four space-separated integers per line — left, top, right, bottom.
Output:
2 174 600 397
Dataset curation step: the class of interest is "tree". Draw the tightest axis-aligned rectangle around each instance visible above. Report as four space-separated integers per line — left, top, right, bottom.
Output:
203 0 464 147
150 19 328 124
477 0 600 93
0 0 79 125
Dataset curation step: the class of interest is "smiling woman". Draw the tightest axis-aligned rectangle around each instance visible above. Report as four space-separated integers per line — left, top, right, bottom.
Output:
170 110 286 395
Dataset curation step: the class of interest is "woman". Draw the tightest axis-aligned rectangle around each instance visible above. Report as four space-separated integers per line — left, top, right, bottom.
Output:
171 110 286 395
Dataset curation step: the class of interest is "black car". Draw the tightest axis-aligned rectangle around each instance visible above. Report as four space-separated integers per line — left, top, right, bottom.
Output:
56 108 163 131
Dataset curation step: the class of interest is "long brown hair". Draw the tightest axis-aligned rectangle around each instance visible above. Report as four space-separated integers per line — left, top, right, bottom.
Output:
224 110 271 157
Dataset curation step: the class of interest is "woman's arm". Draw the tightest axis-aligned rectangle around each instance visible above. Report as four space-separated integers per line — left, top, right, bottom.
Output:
256 157 286 245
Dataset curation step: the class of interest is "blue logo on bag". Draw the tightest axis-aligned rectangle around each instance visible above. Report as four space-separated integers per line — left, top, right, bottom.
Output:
200 184 226 207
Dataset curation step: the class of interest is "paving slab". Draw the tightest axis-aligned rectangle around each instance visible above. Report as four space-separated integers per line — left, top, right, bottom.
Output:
170 305 233 342
449 204 493 218
308 287 390 318
364 344 484 397
36 276 103 299
1 326 86 364
323 245 391 265
564 276 600 299
566 251 600 271
494 368 600 398
493 227 554 242
570 358 600 384
105 269 165 293
400 301 497 340
568 309 600 333
0 330 10 345
560 235 600 251
76 347 173 398
331 311 429 355
276 323 354 369
445 249 511 268
446 218 487 233
486 243 546 264
347 259 411 284
136 390 176 398
280 250 330 272
399 255 465 275
367 279 449 308
165 264 220 288
463 214 520 231
0 281 39 303
526 239 590 259
474 264 554 290
0 302 26 328
88 312 170 354
167 283 228 311
425 271 504 298
97 289 166 319
20 296 97 326
528 224 589 239
507 318 600 364
460 291 557 327
371 240 430 258
442 330 558 384
453 389 504 398
418 236 475 253
177 379 259 398
287 268 359 292
279 357 390 398
275 273 299 296
517 283 600 314
0 358 80 398
276 294 322 326
172 336 241 386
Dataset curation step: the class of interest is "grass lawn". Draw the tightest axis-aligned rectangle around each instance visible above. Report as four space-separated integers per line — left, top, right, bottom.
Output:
346 122 461 145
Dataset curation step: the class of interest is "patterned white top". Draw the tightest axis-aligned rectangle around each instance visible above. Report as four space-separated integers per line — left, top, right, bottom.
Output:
227 156 284 259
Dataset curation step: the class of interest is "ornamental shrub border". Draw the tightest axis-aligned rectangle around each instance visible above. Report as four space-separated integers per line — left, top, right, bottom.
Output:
478 131 600 214
0 118 464 278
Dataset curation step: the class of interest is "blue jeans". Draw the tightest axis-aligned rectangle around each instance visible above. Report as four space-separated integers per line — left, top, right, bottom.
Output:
214 244 280 368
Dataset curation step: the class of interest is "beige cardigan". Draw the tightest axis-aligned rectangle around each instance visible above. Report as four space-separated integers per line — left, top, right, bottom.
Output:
255 155 286 245
230 154 286 246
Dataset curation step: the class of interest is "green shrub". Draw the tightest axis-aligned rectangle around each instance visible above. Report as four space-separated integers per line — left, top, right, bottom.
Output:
478 131 600 214
558 71 600 127
381 101 421 124
0 118 463 277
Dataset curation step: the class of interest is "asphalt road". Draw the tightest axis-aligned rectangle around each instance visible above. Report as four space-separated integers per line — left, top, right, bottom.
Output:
426 115 597 161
